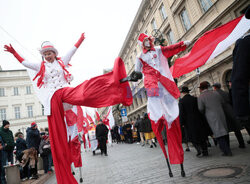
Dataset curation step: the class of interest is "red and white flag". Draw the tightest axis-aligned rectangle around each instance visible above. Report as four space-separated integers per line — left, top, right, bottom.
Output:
171 13 250 78
64 106 82 168
86 112 94 124
95 110 101 122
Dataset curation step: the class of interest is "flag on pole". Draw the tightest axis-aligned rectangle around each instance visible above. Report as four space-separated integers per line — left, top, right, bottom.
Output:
171 13 250 78
86 112 94 124
95 110 101 122
64 106 82 168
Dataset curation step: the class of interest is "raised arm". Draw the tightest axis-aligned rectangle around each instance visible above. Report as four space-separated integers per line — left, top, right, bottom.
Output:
161 41 190 58
4 44 40 71
62 33 85 66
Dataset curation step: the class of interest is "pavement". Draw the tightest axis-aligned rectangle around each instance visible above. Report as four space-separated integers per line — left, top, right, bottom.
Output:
45 132 250 184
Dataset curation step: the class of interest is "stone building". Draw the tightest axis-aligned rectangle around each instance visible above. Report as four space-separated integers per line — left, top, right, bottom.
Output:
0 68 47 136
117 0 249 123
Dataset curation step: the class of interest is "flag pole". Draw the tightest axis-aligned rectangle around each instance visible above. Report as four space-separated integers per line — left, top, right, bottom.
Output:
166 158 173 177
180 163 185 177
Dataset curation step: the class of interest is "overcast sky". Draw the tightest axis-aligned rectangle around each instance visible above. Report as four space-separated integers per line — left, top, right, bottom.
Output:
0 0 142 116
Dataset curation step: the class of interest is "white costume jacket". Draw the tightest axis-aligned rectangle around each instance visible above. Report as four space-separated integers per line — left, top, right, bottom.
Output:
22 47 77 115
135 42 186 124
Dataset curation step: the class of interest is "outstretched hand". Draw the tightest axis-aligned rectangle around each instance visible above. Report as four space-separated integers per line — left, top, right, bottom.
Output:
75 33 86 48
4 44 24 63
80 33 85 40
4 44 16 54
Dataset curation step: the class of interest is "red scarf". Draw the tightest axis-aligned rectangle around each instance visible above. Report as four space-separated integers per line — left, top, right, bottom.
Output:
33 58 72 88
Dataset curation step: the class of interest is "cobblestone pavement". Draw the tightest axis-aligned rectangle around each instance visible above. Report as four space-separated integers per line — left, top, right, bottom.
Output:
46 133 250 184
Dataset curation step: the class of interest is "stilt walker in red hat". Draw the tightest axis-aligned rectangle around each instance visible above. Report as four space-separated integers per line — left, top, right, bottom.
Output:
4 33 133 184
134 33 190 177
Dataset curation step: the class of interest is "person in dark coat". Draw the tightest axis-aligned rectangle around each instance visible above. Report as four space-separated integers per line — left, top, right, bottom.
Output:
113 125 120 143
231 31 250 143
39 135 52 174
198 82 232 156
26 122 40 179
213 83 246 148
0 136 4 184
0 120 15 184
179 87 208 157
143 113 156 148
15 133 28 180
96 120 109 156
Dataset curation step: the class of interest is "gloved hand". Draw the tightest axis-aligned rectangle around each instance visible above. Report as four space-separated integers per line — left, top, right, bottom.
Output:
4 44 24 63
74 33 85 48
183 40 191 46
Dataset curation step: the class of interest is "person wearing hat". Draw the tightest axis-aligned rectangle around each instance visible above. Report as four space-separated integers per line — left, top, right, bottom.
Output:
134 32 190 164
213 82 246 148
179 86 208 157
198 81 232 156
26 122 40 179
4 33 133 183
39 135 52 174
0 120 15 183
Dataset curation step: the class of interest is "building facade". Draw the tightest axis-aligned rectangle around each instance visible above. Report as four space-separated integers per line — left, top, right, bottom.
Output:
0 69 47 136
117 0 249 123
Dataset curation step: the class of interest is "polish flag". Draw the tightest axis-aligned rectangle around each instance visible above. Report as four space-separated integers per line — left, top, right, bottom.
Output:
64 106 82 168
95 110 101 122
86 112 94 124
171 12 250 78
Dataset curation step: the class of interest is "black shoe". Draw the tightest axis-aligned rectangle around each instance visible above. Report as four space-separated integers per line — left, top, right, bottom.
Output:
196 151 202 157
222 152 232 156
153 142 157 147
239 144 246 148
202 151 208 157
93 151 95 155
150 145 153 148
185 148 190 152
247 140 250 144
31 175 38 180
105 153 108 156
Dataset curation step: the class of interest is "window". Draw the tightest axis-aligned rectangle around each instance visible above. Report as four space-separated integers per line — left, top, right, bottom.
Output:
0 109 6 120
26 86 31 94
0 88 5 97
199 0 213 12
151 18 158 30
14 87 19 96
27 105 33 118
166 30 175 44
15 107 21 119
159 3 167 20
180 9 192 31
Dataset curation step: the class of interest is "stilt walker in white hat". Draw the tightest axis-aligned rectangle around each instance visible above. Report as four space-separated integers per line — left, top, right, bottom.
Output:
4 33 133 184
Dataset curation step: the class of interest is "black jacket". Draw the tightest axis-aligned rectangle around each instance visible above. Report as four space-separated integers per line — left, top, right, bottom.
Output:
96 123 109 140
16 138 27 161
26 127 41 150
179 94 210 143
231 34 250 117
143 114 152 133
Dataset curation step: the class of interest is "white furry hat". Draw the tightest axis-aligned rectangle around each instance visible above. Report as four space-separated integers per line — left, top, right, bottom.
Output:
39 41 58 56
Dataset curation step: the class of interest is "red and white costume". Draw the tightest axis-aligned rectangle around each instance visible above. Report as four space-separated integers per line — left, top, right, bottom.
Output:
4 35 132 184
135 33 188 164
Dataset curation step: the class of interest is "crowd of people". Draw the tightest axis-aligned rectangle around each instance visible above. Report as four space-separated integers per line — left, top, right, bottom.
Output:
0 120 52 183
179 81 250 158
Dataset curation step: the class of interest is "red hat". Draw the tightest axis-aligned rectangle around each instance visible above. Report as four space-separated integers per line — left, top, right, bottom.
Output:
39 41 58 56
31 122 37 128
138 33 149 45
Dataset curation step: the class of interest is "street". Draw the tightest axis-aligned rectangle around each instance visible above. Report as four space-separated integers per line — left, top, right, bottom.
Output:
46 133 250 184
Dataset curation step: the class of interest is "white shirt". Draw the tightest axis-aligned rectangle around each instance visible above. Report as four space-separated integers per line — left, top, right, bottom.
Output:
22 46 77 115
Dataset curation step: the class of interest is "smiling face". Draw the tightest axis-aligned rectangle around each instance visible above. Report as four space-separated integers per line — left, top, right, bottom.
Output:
43 50 56 63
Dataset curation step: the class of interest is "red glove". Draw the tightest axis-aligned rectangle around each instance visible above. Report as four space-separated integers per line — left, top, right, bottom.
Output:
4 44 24 63
74 33 85 48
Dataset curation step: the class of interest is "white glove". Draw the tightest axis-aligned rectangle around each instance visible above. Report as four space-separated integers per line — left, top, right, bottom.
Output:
184 40 191 46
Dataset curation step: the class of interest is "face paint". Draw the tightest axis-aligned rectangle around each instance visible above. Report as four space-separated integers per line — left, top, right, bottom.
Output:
144 40 150 47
